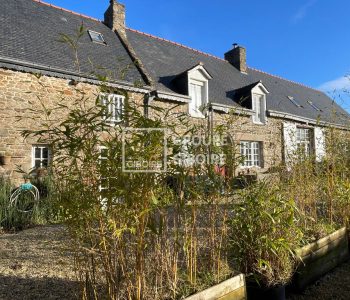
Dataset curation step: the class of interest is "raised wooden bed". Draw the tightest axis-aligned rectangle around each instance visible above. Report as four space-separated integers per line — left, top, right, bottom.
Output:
292 227 350 291
184 273 246 300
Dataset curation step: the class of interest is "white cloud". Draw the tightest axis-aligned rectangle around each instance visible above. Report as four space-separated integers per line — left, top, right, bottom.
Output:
318 76 350 92
291 0 318 23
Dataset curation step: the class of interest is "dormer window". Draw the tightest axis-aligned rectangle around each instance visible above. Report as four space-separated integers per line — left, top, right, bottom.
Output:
251 82 269 124
189 80 205 118
187 63 212 118
252 94 266 124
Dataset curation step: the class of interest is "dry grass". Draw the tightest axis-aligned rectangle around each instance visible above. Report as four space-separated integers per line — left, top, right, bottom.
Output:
0 225 79 300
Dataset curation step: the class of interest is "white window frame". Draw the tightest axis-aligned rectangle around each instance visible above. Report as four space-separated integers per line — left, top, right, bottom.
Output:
32 145 51 169
187 64 212 118
296 127 313 157
99 146 109 193
252 94 266 124
251 83 268 125
189 80 205 118
98 146 123 205
100 93 125 124
240 141 262 167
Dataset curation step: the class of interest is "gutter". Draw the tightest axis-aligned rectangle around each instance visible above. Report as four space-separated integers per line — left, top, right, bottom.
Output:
156 90 191 103
0 56 151 94
268 110 349 130
211 102 254 116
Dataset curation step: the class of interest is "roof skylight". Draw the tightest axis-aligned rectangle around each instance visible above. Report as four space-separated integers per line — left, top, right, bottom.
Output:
307 100 322 112
88 30 106 44
287 96 303 108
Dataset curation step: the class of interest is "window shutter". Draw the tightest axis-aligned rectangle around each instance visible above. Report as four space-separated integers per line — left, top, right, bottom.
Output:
314 127 326 162
283 122 297 165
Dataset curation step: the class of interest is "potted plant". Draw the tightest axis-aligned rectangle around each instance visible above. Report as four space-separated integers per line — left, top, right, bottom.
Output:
228 181 302 300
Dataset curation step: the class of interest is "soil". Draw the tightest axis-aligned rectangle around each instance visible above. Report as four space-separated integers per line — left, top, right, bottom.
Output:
0 225 79 300
1 225 350 300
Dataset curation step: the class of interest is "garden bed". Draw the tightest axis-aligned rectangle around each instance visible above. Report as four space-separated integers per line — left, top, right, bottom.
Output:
291 227 350 291
184 273 246 300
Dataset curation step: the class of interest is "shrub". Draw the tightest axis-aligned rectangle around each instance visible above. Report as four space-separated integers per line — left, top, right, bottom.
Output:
0 176 59 232
228 181 303 287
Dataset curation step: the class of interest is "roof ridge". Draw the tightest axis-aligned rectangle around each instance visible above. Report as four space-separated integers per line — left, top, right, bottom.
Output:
248 67 321 93
30 1 323 94
32 0 102 22
126 28 227 63
127 29 323 93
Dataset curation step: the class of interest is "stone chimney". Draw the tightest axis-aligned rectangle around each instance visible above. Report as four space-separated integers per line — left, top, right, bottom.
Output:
104 0 126 38
224 44 247 73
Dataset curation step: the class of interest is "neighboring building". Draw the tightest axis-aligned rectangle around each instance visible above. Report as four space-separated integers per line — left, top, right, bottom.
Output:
0 0 348 183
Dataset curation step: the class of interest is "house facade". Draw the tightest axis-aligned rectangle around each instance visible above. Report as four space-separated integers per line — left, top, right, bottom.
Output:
0 0 348 184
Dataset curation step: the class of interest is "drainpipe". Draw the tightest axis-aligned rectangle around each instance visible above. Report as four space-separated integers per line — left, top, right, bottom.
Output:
144 91 156 118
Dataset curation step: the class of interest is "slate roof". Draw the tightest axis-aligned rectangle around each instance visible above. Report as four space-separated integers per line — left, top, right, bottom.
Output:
126 29 349 124
0 0 348 125
0 0 146 86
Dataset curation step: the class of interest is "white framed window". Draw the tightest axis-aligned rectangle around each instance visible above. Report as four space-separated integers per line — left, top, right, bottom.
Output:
240 141 262 167
32 145 50 168
187 64 212 118
252 94 266 124
189 81 205 118
296 127 313 157
99 146 109 193
101 94 125 124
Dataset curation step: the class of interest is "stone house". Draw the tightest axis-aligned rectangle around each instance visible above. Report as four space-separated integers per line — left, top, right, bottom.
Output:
0 0 348 183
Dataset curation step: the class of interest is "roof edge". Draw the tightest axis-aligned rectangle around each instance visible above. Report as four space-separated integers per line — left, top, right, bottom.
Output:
268 109 349 129
0 56 151 93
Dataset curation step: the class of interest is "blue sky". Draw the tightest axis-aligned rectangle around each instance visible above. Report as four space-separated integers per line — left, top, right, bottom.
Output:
45 0 350 108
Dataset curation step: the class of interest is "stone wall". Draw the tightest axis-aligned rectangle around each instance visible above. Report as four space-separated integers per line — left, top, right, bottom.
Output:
0 68 145 184
148 99 284 175
0 67 286 184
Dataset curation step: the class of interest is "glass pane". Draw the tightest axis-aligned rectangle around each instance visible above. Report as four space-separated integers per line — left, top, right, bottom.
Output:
35 160 41 168
42 159 48 167
43 148 49 159
35 147 41 159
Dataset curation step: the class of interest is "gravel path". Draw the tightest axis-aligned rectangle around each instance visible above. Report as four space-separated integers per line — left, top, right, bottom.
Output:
287 260 350 300
0 225 79 300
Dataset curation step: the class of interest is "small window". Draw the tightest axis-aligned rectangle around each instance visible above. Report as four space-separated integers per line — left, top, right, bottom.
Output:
288 96 303 108
88 30 106 44
32 145 50 168
100 94 125 124
296 127 313 157
252 94 266 124
307 100 322 112
240 141 262 167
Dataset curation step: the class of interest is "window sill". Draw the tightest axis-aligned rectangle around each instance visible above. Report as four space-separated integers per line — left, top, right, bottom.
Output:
189 112 206 119
103 120 124 127
252 121 266 126
239 165 262 169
